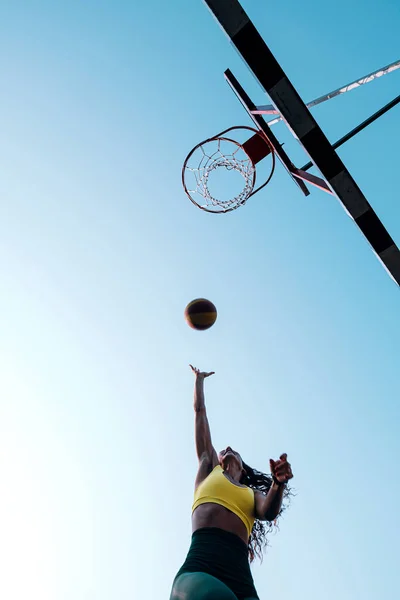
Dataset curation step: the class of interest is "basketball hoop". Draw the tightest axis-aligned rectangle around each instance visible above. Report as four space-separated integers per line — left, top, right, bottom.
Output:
182 126 275 213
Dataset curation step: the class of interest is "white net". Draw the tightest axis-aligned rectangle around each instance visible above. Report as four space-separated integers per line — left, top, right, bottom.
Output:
183 136 256 213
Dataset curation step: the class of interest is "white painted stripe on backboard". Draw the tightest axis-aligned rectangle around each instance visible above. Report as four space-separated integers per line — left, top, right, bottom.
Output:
203 0 249 38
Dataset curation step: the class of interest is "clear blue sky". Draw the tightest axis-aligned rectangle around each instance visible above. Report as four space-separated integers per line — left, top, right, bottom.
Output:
0 1 399 599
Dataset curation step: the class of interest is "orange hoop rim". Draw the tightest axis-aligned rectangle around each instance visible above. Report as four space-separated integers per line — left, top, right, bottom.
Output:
182 125 275 213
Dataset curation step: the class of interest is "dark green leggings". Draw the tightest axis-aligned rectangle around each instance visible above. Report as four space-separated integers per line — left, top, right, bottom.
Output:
170 572 258 600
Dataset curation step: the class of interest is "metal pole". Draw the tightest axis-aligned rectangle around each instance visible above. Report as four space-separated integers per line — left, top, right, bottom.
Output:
300 94 400 172
253 58 400 123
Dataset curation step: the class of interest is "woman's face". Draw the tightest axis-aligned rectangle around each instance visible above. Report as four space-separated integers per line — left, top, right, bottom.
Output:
218 446 243 470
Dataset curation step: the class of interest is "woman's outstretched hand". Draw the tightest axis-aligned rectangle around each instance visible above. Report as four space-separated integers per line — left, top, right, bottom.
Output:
190 365 215 379
270 453 293 485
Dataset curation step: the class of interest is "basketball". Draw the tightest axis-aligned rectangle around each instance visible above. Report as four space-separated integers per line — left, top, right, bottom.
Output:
184 298 217 331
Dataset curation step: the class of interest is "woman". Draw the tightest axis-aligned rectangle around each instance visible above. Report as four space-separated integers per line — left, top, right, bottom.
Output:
169 366 293 600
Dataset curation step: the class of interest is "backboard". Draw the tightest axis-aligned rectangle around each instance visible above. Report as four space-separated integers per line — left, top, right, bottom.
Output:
202 0 400 286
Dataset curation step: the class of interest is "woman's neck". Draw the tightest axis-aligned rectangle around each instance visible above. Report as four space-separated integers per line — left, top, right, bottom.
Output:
223 463 242 482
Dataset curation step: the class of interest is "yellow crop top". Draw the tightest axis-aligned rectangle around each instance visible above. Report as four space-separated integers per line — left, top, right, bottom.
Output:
192 465 255 536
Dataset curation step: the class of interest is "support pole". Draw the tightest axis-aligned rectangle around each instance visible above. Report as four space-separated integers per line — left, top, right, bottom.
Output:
301 94 400 172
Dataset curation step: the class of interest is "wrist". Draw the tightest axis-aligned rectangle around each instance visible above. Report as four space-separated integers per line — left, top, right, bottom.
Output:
272 475 286 488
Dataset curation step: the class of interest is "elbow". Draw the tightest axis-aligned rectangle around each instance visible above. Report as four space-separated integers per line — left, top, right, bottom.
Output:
263 509 279 522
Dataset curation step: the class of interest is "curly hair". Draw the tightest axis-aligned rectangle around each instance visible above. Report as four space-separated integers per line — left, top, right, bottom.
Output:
240 461 292 563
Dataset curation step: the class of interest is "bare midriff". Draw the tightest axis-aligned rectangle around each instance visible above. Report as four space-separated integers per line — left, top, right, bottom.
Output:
192 503 249 545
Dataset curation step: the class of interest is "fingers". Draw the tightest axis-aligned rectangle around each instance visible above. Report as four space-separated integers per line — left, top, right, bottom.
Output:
274 454 288 469
271 454 288 468
189 365 215 377
270 453 293 483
